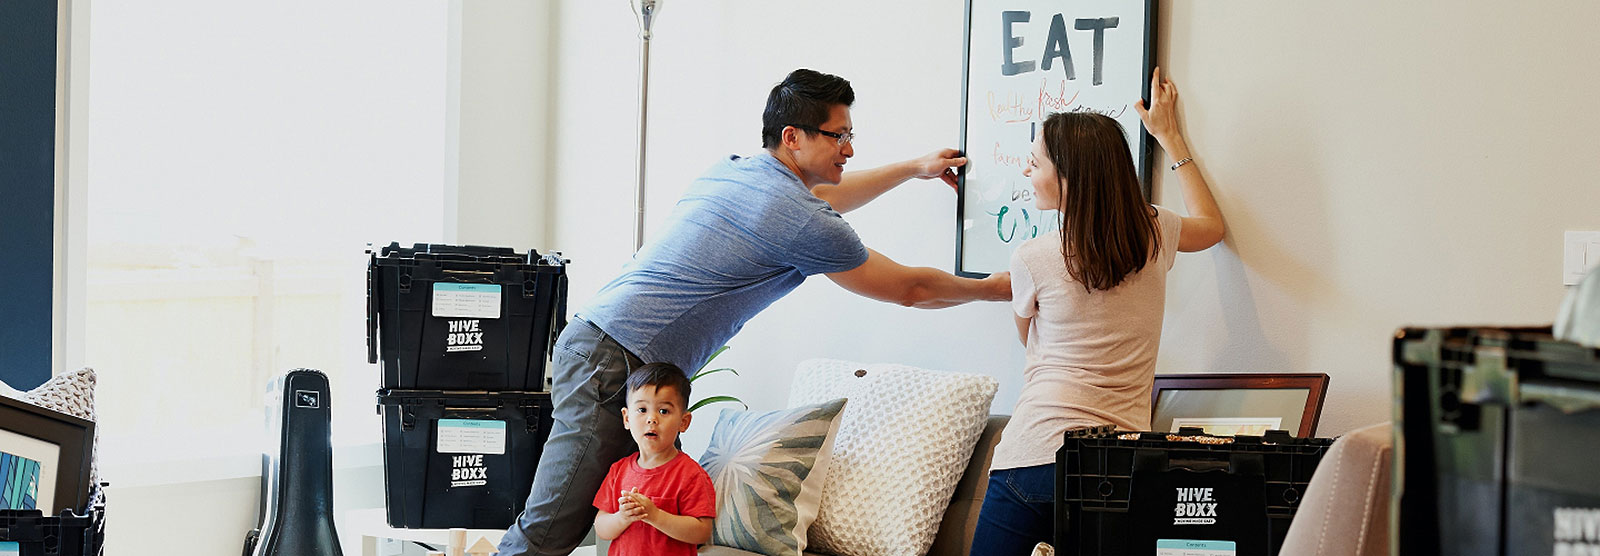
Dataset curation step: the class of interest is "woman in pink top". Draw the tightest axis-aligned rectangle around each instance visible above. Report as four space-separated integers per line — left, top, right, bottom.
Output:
969 68 1227 556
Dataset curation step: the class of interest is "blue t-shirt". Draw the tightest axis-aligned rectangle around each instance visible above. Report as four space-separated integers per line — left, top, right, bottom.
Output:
581 153 870 372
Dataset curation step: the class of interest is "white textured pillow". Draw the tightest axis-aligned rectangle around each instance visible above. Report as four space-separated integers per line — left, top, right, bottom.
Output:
787 359 998 556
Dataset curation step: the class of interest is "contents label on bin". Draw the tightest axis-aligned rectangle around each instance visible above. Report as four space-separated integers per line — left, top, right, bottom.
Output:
436 418 507 455
0 542 18 556
432 283 502 319
1156 539 1236 556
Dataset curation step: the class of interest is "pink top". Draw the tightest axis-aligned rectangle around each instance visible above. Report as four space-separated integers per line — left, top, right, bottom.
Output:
991 206 1183 470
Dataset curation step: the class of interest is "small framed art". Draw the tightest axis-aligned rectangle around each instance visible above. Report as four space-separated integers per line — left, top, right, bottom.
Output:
0 395 94 515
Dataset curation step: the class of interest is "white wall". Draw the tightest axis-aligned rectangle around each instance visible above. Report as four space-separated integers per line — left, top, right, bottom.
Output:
88 3 554 555
543 0 1600 453
104 460 385 556
77 1 1600 553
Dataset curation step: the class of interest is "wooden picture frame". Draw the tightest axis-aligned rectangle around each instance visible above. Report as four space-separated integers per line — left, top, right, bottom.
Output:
956 0 1158 277
1150 373 1330 437
0 395 94 515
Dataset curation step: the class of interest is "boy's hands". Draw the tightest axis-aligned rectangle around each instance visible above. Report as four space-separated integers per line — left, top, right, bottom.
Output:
610 486 712 545
617 487 659 524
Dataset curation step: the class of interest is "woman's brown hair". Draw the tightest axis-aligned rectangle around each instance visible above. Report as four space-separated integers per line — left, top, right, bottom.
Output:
1040 111 1160 292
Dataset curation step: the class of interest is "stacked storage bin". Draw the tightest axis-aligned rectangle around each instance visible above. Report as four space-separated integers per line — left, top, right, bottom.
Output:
367 243 566 530
0 509 102 556
1394 327 1600 556
1055 425 1334 556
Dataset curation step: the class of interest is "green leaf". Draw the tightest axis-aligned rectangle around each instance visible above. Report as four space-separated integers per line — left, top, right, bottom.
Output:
690 367 739 382
689 395 747 413
697 345 731 372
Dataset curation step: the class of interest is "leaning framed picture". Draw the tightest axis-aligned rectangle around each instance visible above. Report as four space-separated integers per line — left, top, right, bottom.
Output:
1150 373 1331 437
0 395 94 515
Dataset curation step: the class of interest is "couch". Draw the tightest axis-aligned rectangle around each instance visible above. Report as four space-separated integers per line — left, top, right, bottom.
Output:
698 415 1010 556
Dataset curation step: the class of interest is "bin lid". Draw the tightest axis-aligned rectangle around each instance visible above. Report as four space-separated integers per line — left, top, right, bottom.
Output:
370 242 565 268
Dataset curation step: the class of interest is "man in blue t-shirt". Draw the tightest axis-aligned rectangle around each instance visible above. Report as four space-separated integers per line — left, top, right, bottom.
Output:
498 68 1012 556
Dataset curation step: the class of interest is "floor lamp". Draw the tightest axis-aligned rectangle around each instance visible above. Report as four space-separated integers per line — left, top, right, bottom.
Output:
630 0 661 252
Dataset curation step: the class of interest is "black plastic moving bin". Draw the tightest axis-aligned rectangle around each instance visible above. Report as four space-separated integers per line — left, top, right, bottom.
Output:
368 243 567 391
1055 428 1332 556
1394 326 1600 556
377 390 554 530
0 509 102 556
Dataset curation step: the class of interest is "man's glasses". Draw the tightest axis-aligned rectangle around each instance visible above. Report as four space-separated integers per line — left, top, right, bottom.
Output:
792 125 855 147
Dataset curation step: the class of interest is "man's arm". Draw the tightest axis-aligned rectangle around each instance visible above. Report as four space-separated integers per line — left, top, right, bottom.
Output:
811 149 967 213
826 249 1010 309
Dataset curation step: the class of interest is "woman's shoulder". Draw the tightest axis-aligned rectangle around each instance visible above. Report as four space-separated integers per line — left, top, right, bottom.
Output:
1014 231 1064 261
1151 204 1180 222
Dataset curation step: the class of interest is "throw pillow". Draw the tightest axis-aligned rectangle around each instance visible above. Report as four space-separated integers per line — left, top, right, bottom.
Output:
15 368 103 511
698 398 847 556
788 359 998 556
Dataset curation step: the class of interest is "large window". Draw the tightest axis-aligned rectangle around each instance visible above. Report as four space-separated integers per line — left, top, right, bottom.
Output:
86 2 451 463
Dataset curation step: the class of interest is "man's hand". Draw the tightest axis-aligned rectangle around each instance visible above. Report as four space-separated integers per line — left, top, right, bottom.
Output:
822 149 970 213
912 148 969 191
983 271 1013 301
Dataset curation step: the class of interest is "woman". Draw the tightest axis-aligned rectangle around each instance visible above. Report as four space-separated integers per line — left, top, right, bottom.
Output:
969 68 1226 556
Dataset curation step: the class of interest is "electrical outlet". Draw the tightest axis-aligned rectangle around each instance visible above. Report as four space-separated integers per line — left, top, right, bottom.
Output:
1564 231 1600 285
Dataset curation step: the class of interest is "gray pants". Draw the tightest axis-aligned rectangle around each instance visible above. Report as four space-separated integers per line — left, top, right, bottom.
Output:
497 317 642 556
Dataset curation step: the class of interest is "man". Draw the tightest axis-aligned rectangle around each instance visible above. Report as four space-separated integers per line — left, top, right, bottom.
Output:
497 68 1011 556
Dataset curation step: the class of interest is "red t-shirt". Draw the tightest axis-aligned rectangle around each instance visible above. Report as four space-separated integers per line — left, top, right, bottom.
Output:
592 451 717 556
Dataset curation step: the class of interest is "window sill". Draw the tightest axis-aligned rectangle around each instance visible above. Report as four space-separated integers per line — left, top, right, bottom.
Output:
101 440 383 489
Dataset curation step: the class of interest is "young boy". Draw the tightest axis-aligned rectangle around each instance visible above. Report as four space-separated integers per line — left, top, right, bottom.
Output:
592 362 716 555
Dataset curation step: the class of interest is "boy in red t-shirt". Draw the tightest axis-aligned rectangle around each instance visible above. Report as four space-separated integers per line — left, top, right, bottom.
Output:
592 362 716 555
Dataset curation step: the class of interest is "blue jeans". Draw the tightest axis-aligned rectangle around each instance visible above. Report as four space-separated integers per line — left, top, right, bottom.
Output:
970 464 1055 556
496 318 643 556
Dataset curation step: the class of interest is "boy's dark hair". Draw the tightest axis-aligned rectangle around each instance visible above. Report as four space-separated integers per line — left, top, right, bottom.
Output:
625 362 693 408
761 68 855 149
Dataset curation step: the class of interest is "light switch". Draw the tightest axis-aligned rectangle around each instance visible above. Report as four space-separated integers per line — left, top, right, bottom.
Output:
1565 231 1600 285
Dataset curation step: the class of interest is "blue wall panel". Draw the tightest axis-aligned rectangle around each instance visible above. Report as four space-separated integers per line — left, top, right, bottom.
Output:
0 1 59 389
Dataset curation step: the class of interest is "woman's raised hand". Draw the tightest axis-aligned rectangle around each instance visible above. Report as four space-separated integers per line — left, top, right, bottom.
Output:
1134 67 1187 156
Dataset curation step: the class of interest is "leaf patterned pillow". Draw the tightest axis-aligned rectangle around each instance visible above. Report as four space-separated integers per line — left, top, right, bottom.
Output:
698 398 847 556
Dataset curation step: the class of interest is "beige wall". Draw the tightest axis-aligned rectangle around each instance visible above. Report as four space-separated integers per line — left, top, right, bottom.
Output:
543 0 1600 448
1151 2 1598 434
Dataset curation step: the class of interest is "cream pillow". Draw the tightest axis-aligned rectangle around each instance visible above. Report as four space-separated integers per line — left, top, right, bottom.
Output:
13 367 103 511
787 359 998 556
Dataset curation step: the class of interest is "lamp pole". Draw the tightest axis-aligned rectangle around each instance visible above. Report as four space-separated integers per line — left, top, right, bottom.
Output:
630 0 661 252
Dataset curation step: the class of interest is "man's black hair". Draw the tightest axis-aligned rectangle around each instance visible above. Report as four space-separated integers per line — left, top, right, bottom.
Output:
625 362 693 408
761 68 854 149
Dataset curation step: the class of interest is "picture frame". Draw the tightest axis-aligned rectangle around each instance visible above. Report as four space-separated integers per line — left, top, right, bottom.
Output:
956 0 1158 277
0 395 94 515
1149 373 1330 437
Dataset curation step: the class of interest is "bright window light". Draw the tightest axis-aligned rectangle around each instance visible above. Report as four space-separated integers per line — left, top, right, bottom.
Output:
85 1 450 465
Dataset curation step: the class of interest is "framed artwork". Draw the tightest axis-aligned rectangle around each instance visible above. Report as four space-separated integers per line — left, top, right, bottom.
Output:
0 395 93 514
1150 373 1330 438
957 0 1158 277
